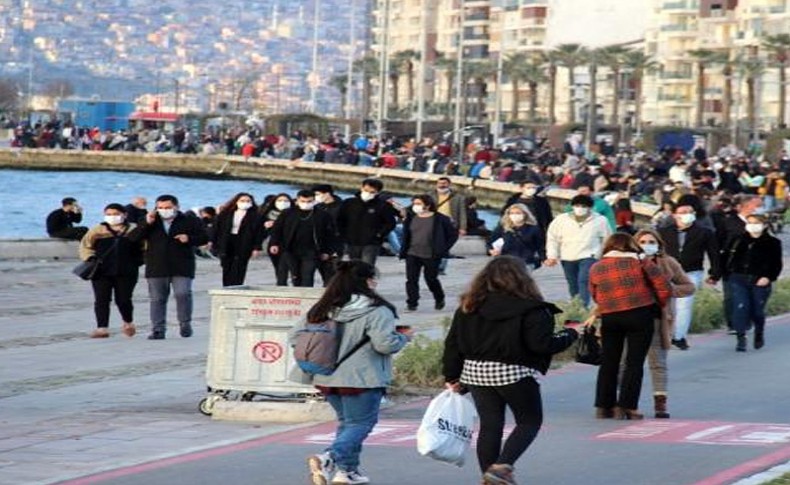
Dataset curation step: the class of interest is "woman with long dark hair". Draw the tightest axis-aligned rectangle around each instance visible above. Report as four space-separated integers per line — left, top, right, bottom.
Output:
213 192 264 286
305 260 411 485
259 193 293 282
443 256 579 485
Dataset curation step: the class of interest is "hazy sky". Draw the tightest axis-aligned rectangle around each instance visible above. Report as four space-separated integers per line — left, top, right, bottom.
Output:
545 0 651 48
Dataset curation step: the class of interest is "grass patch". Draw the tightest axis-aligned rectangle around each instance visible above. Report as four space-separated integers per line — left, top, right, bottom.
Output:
759 472 790 485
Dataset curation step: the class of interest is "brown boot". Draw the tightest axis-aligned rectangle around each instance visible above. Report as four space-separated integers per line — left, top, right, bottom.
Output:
654 394 670 419
483 464 517 485
614 407 644 420
595 407 615 419
90 328 109 338
121 322 137 337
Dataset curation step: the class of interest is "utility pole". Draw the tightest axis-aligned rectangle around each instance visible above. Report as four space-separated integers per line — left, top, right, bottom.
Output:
309 0 321 113
376 0 391 150
415 0 428 143
344 0 356 139
493 40 505 147
453 3 465 164
27 47 34 116
174 79 180 115
584 62 597 155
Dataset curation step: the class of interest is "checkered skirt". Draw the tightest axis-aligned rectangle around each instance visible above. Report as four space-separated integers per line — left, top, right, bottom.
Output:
460 359 541 387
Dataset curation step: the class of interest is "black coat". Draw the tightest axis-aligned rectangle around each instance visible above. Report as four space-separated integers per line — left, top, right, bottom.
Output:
725 232 782 281
399 212 459 260
129 212 209 278
269 208 336 255
337 195 397 246
213 209 264 260
46 208 82 235
443 294 578 379
91 224 143 277
658 222 722 279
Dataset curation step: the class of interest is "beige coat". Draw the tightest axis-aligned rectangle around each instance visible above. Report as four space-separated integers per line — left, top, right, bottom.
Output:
654 255 696 349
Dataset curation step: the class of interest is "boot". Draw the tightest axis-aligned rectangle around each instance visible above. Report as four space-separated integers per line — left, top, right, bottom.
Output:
595 407 614 419
614 407 644 420
654 394 670 419
736 333 747 352
754 330 764 350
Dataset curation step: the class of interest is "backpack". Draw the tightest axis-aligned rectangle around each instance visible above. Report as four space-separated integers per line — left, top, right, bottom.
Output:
293 319 370 376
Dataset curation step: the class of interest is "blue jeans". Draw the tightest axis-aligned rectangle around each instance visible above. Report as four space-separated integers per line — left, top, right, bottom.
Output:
387 225 403 254
147 276 193 334
673 270 704 340
560 258 596 307
729 273 772 334
325 388 384 472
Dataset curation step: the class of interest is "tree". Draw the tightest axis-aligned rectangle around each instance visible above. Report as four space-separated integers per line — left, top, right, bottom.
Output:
598 45 629 125
739 56 767 142
623 50 659 135
0 78 20 113
552 43 587 123
502 52 528 122
521 58 548 123
466 60 496 123
763 33 790 128
434 51 457 120
43 79 75 99
542 51 560 125
329 75 349 117
352 54 378 121
391 49 418 109
689 48 721 128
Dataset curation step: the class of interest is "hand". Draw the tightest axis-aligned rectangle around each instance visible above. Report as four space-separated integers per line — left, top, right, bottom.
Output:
544 258 558 267
488 249 501 256
705 277 718 286
459 229 467 236
399 327 415 341
319 253 329 261
756 277 771 287
146 211 157 224
173 234 189 244
269 245 280 255
445 381 462 393
564 322 584 334
251 250 262 259
264 220 275 229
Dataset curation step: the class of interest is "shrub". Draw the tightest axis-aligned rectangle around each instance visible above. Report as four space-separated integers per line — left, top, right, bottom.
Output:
689 287 726 333
392 334 446 392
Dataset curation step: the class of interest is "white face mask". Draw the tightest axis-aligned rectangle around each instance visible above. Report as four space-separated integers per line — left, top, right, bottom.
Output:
572 206 590 217
275 200 291 211
314 193 327 204
509 213 525 224
522 188 537 198
104 215 124 225
157 208 176 220
237 201 252 211
677 213 696 226
745 223 764 235
640 243 659 256
298 201 315 211
360 191 376 202
437 187 451 194
412 204 425 215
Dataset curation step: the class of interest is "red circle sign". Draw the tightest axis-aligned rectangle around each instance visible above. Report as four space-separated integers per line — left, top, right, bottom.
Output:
252 341 283 363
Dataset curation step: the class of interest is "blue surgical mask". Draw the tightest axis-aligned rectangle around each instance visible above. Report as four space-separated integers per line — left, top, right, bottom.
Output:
640 243 659 256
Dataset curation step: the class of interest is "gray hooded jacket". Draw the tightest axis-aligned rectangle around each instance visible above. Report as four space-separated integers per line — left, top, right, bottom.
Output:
311 295 408 389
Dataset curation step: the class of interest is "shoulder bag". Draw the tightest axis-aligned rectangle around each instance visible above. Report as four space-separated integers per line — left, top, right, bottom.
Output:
72 228 125 280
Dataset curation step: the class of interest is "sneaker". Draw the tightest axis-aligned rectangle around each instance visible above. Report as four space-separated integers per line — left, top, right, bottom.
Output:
307 452 335 485
90 328 109 339
331 470 370 485
671 338 689 350
404 305 418 312
483 464 517 485
754 332 765 350
180 323 193 338
121 322 136 337
147 332 165 340
736 334 747 352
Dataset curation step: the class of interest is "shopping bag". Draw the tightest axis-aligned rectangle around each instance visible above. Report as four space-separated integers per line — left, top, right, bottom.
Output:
416 389 476 467
575 326 602 366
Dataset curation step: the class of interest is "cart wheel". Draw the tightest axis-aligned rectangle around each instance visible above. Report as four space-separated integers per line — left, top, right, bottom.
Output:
241 392 256 402
198 395 225 416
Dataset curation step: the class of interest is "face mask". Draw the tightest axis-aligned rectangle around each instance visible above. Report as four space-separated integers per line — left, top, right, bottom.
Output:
522 188 537 197
157 208 176 220
677 213 696 226
745 223 764 234
509 213 525 224
314 194 327 204
360 191 376 202
663 185 674 192
104 215 124 225
412 205 425 215
275 200 291 211
237 201 252 211
572 206 590 217
298 201 315 211
437 187 450 194
640 243 659 256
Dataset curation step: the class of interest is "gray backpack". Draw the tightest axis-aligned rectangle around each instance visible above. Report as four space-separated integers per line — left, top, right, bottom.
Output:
293 319 370 376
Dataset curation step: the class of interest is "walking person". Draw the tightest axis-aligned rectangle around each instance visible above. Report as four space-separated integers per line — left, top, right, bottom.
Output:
337 179 397 267
129 195 208 340
432 177 466 274
442 256 580 485
313 184 344 285
269 190 336 287
399 195 458 312
724 214 782 352
78 203 143 338
213 192 264 286
488 204 545 271
305 261 411 485
545 194 612 307
658 203 721 350
589 234 672 420
633 229 696 418
502 180 553 235
259 193 293 282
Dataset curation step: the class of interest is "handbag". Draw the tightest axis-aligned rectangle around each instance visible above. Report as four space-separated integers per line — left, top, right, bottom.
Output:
575 326 602 366
72 230 123 281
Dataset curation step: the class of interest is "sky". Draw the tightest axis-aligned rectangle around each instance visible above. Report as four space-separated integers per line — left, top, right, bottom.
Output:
545 0 652 48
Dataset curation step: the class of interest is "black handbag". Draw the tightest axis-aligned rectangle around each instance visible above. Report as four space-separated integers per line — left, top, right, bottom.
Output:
72 231 123 281
575 326 602 366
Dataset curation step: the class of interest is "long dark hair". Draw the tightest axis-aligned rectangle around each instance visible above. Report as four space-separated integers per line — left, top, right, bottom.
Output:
306 260 397 323
460 255 543 314
218 192 257 215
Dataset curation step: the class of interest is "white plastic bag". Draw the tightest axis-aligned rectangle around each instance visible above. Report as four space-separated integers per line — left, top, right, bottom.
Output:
416 389 477 467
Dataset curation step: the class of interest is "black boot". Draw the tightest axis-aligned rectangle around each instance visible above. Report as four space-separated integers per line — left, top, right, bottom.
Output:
736 333 747 352
754 330 765 350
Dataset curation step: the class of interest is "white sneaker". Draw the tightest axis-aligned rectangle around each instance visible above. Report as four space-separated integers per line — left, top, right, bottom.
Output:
308 452 335 485
331 470 370 484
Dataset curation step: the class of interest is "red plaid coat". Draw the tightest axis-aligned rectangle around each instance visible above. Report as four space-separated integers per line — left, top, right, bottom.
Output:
589 253 671 315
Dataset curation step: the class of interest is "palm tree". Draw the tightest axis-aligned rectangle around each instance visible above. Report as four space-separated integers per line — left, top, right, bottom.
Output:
391 49 419 109
466 60 496 123
542 51 560 125
329 75 349 117
434 51 457 120
623 50 659 134
598 45 629 125
352 54 378 121
552 43 587 124
503 52 529 122
523 59 548 124
763 33 790 128
689 48 720 128
715 54 735 128
739 56 767 142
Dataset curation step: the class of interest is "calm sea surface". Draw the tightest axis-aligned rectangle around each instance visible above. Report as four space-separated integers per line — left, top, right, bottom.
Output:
0 169 499 238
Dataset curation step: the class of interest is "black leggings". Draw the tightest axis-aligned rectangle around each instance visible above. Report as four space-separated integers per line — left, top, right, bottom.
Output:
91 274 138 328
469 377 543 473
